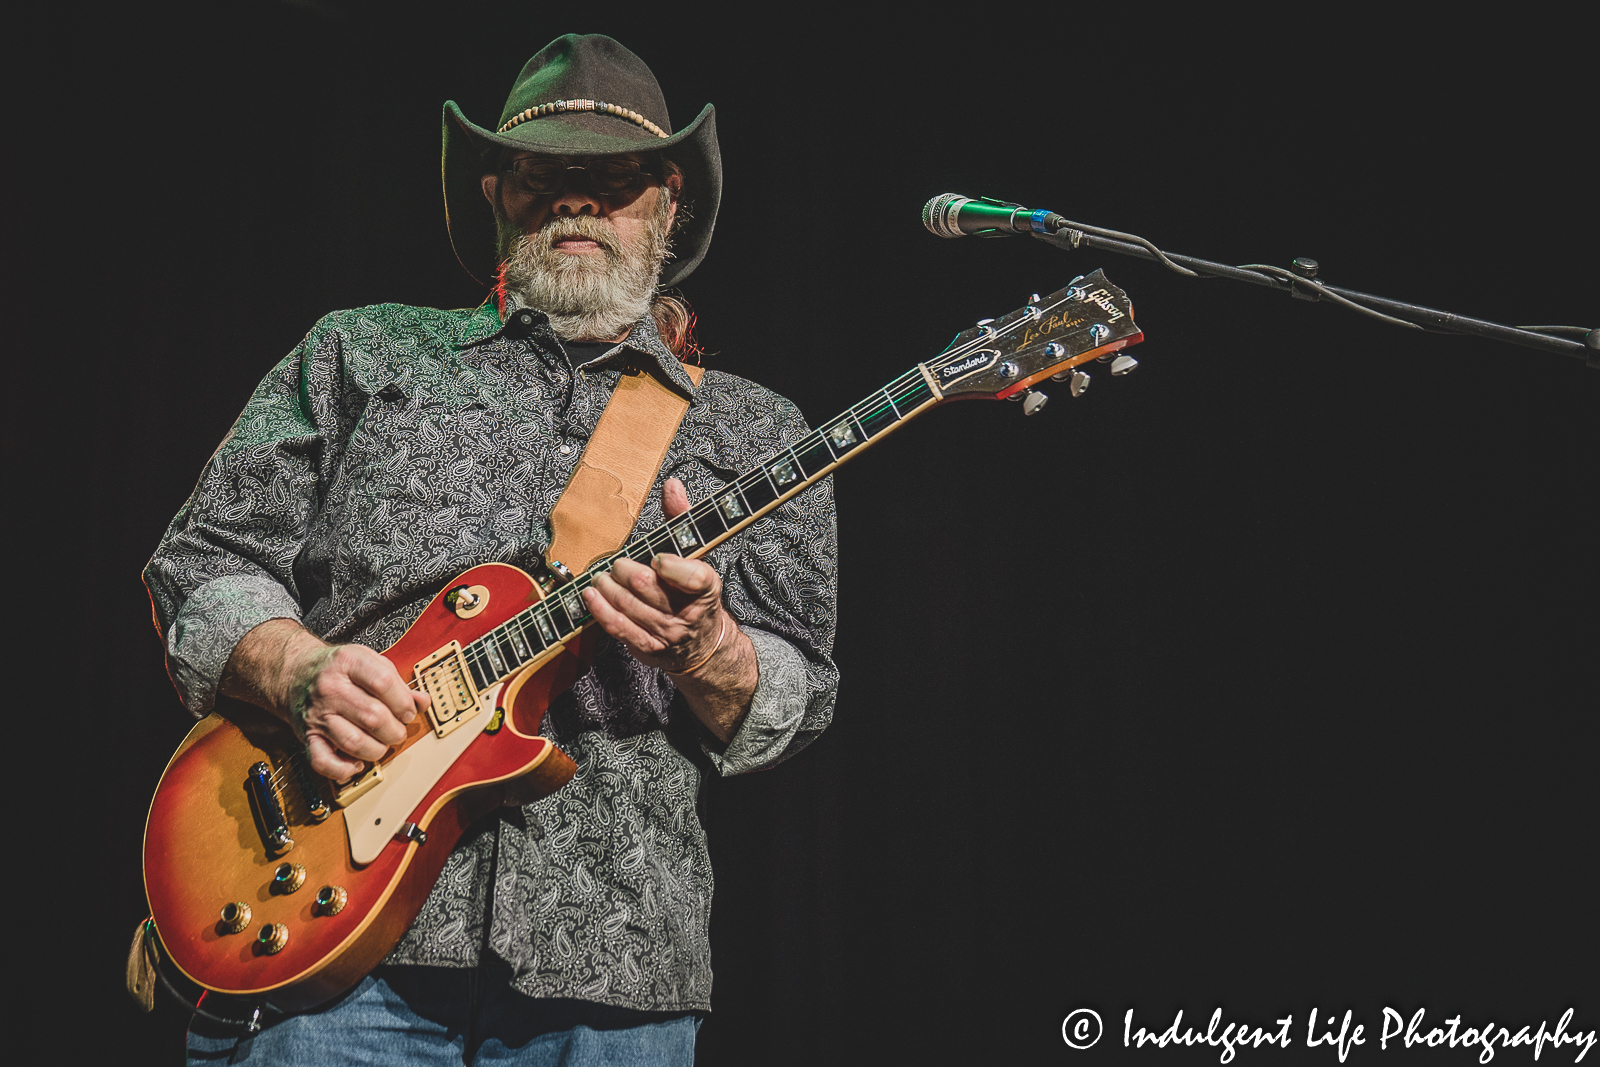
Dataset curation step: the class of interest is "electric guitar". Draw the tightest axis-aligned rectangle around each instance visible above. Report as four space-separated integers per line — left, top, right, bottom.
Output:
142 270 1144 1011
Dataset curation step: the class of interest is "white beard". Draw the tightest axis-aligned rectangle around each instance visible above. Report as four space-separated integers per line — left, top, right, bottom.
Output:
498 192 672 341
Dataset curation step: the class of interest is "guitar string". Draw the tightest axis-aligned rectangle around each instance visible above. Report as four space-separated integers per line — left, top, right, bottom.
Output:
423 299 1068 708
264 287 1117 796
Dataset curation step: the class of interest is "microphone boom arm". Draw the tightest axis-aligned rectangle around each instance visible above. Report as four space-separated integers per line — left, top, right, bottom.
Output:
1029 222 1596 365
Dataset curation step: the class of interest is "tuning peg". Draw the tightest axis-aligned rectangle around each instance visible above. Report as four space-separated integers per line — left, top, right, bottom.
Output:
1069 370 1091 398
1021 389 1049 416
1110 355 1139 376
1027 293 1041 304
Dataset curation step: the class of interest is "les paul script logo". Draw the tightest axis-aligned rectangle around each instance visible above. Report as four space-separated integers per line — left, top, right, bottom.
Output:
1019 289 1123 348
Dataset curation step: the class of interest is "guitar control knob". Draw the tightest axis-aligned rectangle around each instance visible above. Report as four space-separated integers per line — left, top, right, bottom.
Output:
257 923 289 955
273 862 307 894
1021 390 1049 416
1069 370 1091 398
1110 355 1139 376
219 902 252 934
315 885 348 916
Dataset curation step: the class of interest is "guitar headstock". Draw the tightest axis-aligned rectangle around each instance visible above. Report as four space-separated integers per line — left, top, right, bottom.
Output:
922 270 1143 401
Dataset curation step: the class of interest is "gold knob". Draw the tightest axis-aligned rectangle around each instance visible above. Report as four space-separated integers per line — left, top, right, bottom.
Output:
257 923 289 955
273 862 306 894
315 885 348 916
219 902 252 933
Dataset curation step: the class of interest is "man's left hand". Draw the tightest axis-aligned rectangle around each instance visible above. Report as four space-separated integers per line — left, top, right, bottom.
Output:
582 477 724 672
581 476 758 739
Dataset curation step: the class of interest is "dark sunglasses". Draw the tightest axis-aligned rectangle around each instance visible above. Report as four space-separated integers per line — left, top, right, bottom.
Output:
504 156 659 198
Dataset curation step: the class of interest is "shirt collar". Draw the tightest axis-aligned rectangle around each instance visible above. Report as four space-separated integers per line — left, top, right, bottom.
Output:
452 297 508 350
474 290 699 403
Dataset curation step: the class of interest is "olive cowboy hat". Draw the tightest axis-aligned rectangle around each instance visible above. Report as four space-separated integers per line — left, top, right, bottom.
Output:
442 34 720 289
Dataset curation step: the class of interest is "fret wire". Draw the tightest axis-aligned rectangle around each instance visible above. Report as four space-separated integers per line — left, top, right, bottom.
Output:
892 377 932 405
733 480 756 518
849 392 894 430
768 445 803 488
505 618 532 662
515 613 541 651
549 590 576 632
817 424 842 461
693 499 727 536
682 507 710 547
743 466 773 498
577 363 952 596
422 361 965 704
548 600 571 641
785 443 808 480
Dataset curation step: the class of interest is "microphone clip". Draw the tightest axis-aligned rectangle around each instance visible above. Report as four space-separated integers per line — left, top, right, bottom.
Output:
969 197 1028 238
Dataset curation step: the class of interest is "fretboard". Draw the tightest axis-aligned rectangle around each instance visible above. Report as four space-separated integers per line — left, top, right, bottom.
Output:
456 366 942 692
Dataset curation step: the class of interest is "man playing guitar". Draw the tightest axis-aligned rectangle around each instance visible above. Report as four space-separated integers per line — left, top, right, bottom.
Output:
146 33 838 1064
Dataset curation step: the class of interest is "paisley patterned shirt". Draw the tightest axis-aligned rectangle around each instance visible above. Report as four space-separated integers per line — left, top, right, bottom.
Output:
143 298 839 1012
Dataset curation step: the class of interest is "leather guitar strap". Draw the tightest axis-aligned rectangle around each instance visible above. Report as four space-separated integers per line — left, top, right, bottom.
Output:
546 362 705 577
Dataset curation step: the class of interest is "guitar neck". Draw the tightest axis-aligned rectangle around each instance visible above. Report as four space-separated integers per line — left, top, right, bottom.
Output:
457 268 1142 692
624 365 944 565
457 364 944 690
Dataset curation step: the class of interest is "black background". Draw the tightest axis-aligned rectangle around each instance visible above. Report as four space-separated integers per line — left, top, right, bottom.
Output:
19 2 1594 1063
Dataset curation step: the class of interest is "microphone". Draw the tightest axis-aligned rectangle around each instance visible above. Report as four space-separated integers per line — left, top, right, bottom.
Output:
922 193 1067 238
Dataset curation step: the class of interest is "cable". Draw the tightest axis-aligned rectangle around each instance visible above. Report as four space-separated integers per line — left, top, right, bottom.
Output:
1519 325 1593 336
1033 216 1591 353
1234 264 1425 330
143 920 269 1033
1052 219 1199 277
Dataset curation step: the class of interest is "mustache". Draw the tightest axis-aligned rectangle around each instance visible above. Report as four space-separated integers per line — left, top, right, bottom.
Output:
537 215 622 255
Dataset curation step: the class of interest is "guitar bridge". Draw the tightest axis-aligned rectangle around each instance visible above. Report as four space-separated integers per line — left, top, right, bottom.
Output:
413 641 481 738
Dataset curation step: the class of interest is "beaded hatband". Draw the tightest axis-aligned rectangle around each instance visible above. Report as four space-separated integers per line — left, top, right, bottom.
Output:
496 99 669 139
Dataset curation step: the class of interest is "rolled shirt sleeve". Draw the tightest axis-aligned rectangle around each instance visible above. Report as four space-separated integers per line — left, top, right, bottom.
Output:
682 394 841 776
702 624 830 775
143 323 347 716
162 574 305 715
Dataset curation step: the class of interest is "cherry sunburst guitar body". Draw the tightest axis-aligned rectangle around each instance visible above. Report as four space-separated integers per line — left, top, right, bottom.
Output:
141 270 1146 1013
143 562 584 1012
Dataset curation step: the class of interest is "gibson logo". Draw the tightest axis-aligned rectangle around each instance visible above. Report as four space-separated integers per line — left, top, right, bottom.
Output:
937 349 999 381
1083 287 1126 322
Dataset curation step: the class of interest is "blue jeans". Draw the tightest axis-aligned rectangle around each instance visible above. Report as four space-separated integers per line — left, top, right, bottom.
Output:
187 965 702 1065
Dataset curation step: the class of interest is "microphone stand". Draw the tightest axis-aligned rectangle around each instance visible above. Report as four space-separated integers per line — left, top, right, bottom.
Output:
1028 223 1597 368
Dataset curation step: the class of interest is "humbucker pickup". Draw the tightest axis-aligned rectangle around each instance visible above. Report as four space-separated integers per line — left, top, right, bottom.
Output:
413 641 481 737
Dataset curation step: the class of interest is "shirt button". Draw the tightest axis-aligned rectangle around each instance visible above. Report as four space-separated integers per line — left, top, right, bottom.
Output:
559 444 573 455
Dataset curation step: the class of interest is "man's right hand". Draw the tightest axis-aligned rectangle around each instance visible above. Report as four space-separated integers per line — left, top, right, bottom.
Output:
222 618 428 781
